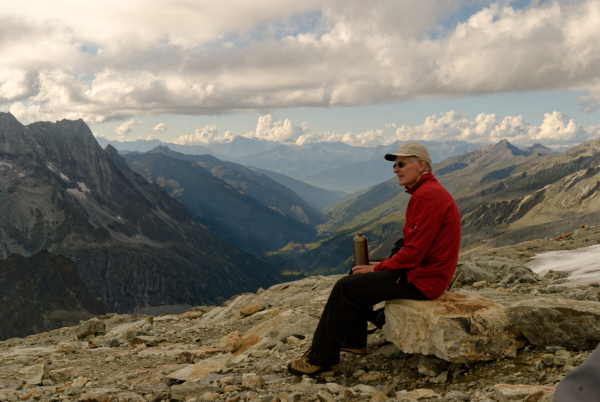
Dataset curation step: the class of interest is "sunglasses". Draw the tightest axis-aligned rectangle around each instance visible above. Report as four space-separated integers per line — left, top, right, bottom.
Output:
393 161 409 169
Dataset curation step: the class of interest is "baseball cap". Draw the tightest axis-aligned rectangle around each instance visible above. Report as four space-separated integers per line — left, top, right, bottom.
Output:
384 142 432 165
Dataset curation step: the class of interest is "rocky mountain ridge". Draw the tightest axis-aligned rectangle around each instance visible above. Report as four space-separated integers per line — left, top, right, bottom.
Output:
3 226 600 402
0 112 280 313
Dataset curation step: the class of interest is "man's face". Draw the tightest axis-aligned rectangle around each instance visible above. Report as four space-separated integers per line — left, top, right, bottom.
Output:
394 156 425 188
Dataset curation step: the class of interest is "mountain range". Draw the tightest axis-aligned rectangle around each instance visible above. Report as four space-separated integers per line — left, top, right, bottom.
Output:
265 140 563 275
123 148 318 255
0 112 280 314
98 137 483 194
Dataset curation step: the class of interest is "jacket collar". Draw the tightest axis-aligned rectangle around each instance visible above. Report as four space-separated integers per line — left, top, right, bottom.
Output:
405 172 435 195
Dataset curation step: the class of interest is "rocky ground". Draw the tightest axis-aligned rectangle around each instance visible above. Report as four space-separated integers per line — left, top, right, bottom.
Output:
3 226 600 402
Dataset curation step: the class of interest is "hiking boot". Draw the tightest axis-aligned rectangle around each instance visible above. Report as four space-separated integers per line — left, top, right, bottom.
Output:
340 341 367 355
287 356 340 377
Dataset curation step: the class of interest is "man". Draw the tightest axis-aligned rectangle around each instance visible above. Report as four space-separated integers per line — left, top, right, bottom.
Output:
287 142 462 377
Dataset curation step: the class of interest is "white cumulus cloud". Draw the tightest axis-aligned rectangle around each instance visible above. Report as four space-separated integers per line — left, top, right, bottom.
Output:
152 123 167 132
395 111 600 145
245 114 309 142
115 119 143 135
2 1 600 122
174 124 235 144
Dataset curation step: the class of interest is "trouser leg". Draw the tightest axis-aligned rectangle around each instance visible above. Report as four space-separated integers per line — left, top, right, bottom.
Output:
307 270 427 367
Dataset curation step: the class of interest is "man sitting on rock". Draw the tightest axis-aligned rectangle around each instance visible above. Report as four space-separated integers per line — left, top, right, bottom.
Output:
288 142 462 377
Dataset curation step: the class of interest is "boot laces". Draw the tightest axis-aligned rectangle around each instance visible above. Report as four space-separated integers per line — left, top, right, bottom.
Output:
295 356 313 369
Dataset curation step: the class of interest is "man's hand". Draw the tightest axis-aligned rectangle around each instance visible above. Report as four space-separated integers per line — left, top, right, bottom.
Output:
352 262 378 274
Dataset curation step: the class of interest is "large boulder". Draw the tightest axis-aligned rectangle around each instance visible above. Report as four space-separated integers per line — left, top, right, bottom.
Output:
383 292 524 363
76 318 105 339
506 298 600 349
457 262 497 285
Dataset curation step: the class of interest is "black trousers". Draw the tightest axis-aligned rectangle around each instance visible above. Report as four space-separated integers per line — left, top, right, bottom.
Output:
307 270 427 367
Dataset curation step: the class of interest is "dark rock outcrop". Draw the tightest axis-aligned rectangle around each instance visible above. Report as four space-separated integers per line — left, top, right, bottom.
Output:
0 112 281 313
0 250 107 340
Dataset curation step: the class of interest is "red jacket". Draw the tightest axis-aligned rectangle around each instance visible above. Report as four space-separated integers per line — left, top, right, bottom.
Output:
374 172 461 299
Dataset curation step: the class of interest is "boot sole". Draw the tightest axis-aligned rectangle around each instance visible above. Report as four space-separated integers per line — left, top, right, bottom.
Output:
287 362 340 377
341 347 367 355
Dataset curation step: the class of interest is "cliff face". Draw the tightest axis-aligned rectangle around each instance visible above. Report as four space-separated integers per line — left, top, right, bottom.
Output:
0 250 108 340
0 113 281 313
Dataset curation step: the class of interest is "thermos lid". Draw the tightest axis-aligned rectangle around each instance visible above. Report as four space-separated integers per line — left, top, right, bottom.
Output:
357 232 363 236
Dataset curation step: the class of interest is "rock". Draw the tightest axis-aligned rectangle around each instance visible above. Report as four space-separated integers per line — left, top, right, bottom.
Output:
383 291 523 362
177 352 194 364
383 382 395 397
472 281 490 288
170 382 218 401
368 394 387 402
72 377 90 387
220 331 242 353
444 390 469 400
107 338 120 348
325 383 344 395
241 303 266 317
168 354 233 381
316 391 335 402
359 371 386 382
130 335 158 347
181 311 204 320
352 384 379 395
396 389 439 400
16 363 48 385
200 393 220 401
78 393 113 402
418 355 450 377
493 384 555 402
506 298 600 349
242 375 265 390
376 343 409 359
251 349 270 358
459 262 496 285
56 342 80 354
76 318 105 339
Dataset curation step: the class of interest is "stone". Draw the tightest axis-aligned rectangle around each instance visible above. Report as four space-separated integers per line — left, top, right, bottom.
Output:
251 349 270 358
167 354 233 381
181 311 204 320
459 262 496 285
200 393 220 401
177 352 194 364
78 393 112 402
506 298 600 349
472 281 490 288
107 338 120 348
16 363 48 385
325 384 344 395
444 390 469 400
76 319 105 339
130 335 158 347
352 385 378 395
383 292 523 362
316 391 335 402
170 382 218 401
359 371 386 382
417 355 450 377
396 389 438 400
56 342 80 354
220 331 242 353
383 382 395 397
242 375 265 390
72 377 90 387
493 384 554 402
368 394 386 402
241 303 266 317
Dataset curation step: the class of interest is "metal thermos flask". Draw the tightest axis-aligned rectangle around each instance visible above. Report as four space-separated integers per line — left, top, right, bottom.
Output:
353 232 369 266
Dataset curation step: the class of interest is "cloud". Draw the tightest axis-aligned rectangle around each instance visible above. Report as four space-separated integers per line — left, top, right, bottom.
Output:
296 129 386 147
394 111 600 145
152 123 167 132
2 1 600 121
147 135 154 140
93 132 107 138
115 119 143 135
174 124 232 144
245 114 309 142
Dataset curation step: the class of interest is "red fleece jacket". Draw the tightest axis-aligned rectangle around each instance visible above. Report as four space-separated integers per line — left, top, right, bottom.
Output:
374 172 461 299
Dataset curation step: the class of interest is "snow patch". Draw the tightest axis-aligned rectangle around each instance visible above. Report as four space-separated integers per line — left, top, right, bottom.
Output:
78 182 91 192
18 173 24 177
526 244 600 286
0 161 13 169
60 173 69 181
66 188 86 199
47 163 55 172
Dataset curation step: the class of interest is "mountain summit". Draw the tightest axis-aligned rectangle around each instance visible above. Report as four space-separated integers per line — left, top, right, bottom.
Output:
0 113 280 313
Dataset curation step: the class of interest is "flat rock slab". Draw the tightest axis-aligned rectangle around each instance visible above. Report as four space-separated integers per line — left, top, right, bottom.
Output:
506 297 600 349
383 291 523 363
494 384 554 402
167 354 233 381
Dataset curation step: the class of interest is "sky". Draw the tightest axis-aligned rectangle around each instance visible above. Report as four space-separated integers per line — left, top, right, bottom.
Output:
2 0 600 148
